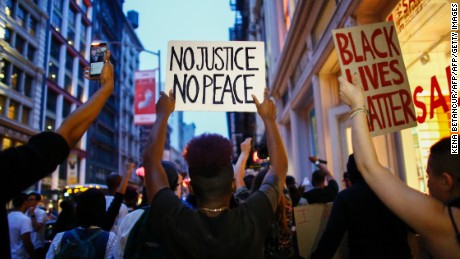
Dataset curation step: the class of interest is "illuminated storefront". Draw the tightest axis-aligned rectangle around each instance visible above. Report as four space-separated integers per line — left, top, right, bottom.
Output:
390 0 452 192
257 0 454 191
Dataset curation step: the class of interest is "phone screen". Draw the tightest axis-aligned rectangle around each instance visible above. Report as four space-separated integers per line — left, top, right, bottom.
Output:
90 43 107 77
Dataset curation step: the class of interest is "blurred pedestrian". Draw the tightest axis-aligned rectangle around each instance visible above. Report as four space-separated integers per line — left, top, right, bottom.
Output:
25 192 47 259
8 193 35 259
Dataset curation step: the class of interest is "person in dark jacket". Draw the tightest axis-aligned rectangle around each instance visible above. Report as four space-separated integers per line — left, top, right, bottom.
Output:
311 154 412 259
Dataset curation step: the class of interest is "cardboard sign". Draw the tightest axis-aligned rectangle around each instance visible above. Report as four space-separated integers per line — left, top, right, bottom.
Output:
134 70 156 125
332 21 417 136
294 203 333 258
165 41 265 112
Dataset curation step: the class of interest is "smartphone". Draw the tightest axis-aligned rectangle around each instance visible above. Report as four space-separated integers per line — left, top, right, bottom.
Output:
90 42 108 78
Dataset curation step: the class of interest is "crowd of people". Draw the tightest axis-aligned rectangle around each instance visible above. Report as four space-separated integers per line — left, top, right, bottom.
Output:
2 49 459 259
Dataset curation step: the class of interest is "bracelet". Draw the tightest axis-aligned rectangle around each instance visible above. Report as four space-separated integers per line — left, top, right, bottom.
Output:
349 107 368 120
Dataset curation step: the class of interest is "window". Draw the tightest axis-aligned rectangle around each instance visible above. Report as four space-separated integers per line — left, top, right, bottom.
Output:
3 27 12 44
28 16 37 36
17 5 26 27
77 83 84 101
48 61 59 83
24 74 33 97
5 0 15 17
0 95 5 115
63 100 71 117
21 106 30 125
11 66 20 91
64 73 72 94
46 90 57 112
52 1 63 31
66 52 74 72
2 137 12 150
67 9 76 44
80 23 87 56
15 35 25 54
50 39 60 61
0 60 11 85
45 116 55 131
8 100 19 120
27 45 36 62
77 65 84 81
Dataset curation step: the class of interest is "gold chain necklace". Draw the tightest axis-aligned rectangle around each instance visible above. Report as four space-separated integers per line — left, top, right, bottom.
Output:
198 206 229 217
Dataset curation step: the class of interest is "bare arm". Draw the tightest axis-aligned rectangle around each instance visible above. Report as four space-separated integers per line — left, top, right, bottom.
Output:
252 88 288 191
57 51 114 148
338 76 449 238
117 163 135 194
234 137 252 189
143 91 175 204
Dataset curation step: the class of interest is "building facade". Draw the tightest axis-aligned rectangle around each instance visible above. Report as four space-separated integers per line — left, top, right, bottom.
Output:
45 0 92 190
0 0 49 154
227 0 259 163
117 11 143 185
249 0 451 192
87 0 143 184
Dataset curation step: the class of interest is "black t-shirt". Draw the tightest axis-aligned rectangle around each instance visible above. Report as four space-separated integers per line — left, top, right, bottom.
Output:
302 179 338 204
1 132 70 259
149 180 279 259
311 182 412 259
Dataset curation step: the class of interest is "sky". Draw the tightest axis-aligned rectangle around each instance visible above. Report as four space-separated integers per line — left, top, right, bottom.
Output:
123 0 234 137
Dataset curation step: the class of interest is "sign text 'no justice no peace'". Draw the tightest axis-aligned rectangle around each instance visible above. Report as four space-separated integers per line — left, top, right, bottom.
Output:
166 41 265 112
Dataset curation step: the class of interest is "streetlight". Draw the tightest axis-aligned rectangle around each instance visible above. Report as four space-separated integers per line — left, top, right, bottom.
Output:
103 41 161 90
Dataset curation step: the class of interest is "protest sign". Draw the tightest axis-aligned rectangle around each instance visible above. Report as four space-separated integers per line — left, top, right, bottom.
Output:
294 203 347 259
332 21 417 136
134 70 156 125
165 41 265 112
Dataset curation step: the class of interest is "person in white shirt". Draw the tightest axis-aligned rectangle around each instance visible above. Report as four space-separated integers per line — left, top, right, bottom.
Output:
8 193 34 259
25 192 47 259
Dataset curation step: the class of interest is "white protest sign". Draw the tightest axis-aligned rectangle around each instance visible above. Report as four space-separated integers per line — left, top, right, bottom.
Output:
165 41 265 112
332 21 417 136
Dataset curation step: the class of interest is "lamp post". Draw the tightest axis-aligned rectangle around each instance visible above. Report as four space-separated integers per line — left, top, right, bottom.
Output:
104 41 161 90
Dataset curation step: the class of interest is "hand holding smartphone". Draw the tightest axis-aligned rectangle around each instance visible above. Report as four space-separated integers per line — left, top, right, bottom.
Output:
89 42 108 79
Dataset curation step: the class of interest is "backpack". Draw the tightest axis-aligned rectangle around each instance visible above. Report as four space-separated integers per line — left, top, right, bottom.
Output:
55 228 105 259
123 206 165 259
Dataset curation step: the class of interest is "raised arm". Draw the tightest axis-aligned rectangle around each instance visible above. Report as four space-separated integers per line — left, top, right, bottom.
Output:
102 163 134 231
234 137 252 189
252 88 288 191
57 51 114 148
143 91 175 203
338 76 449 240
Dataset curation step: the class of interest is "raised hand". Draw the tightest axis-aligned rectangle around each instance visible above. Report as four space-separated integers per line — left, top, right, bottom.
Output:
252 88 276 121
157 90 176 117
84 50 114 86
240 137 252 155
338 76 365 110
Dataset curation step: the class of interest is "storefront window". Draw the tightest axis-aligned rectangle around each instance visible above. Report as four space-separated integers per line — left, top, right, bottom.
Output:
8 100 19 120
388 1 451 192
2 137 12 150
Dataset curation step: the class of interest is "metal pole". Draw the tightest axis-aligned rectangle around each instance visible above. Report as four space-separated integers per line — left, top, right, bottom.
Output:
157 50 161 92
